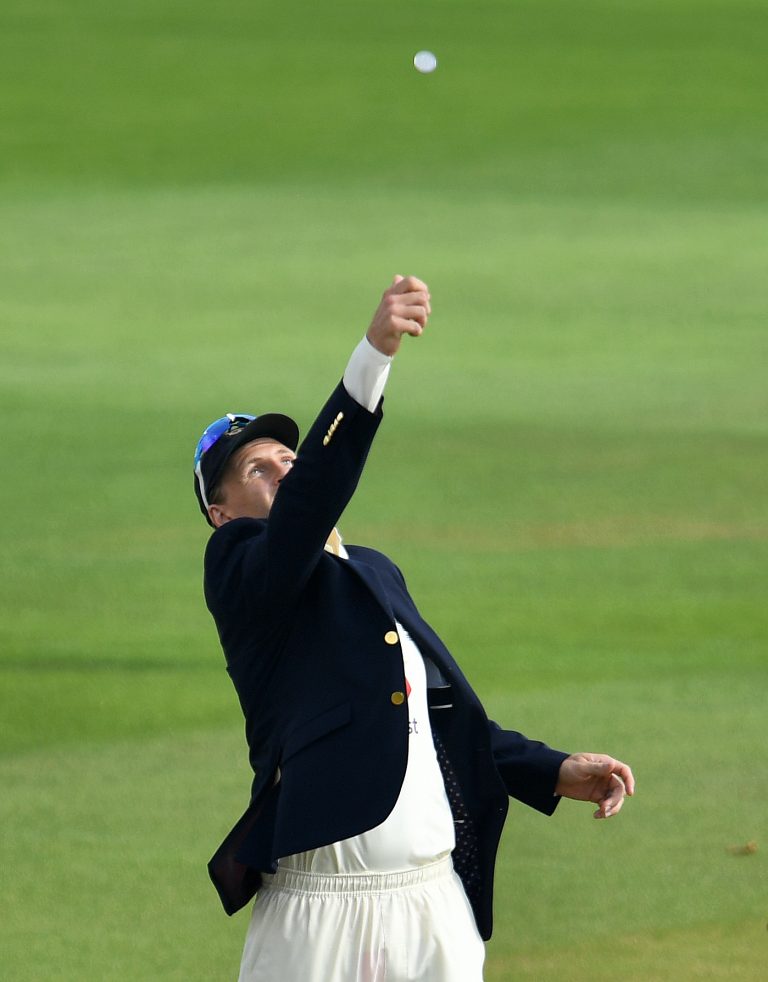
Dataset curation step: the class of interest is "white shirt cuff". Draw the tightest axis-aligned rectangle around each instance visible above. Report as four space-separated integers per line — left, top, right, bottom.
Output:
343 336 392 413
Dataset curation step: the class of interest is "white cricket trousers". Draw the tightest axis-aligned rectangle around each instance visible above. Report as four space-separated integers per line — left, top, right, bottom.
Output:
237 855 486 981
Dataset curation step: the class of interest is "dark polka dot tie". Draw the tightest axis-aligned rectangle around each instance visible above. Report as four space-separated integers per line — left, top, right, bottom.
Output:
431 730 482 909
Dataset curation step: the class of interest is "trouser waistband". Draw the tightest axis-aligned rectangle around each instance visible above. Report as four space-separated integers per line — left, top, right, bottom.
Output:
263 854 453 897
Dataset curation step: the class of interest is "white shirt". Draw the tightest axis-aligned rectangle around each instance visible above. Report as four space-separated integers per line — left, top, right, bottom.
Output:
342 335 392 413
278 338 456 874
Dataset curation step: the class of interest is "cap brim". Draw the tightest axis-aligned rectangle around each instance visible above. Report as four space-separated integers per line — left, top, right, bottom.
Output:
206 412 300 494
227 414 300 455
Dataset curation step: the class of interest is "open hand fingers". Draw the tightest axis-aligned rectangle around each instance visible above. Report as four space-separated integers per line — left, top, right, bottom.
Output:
594 774 627 820
556 752 635 820
613 759 635 797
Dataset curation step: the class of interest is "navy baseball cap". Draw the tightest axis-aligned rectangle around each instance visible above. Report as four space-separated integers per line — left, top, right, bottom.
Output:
193 412 299 525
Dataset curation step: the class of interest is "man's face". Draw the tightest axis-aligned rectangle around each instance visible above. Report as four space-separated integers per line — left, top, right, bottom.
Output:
209 438 296 526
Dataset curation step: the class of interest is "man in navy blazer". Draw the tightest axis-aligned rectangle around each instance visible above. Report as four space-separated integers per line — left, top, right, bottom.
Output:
196 276 634 980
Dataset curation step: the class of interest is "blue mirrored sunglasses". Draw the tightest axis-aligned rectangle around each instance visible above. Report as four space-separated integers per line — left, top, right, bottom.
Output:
194 413 256 469
194 413 256 512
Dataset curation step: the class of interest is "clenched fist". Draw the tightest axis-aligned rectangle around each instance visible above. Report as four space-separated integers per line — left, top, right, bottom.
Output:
366 275 431 357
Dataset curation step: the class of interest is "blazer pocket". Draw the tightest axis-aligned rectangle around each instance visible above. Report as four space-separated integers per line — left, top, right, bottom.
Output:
281 702 352 763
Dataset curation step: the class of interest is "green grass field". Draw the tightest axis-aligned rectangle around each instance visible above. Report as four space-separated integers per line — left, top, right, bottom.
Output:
1 1 766 979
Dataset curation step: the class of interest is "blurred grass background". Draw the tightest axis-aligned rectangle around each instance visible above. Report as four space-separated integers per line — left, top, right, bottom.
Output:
1 1 766 979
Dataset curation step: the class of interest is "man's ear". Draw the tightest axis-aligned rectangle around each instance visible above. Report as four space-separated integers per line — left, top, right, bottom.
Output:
208 503 230 528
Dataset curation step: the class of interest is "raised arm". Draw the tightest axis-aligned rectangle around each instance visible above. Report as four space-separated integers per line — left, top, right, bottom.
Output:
205 276 431 622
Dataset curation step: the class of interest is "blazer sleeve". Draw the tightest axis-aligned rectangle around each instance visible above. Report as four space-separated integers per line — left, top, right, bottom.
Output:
205 380 383 626
488 721 569 815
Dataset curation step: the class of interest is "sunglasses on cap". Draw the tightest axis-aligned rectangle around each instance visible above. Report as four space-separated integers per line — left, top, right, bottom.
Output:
194 413 256 512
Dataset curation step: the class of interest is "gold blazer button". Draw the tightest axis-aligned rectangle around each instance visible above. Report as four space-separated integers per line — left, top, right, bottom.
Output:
390 691 405 706
384 630 399 645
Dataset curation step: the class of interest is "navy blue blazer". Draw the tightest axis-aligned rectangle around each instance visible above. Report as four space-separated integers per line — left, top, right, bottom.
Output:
204 381 568 941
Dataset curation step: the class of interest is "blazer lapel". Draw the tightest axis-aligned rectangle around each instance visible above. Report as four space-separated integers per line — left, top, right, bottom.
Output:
343 556 397 622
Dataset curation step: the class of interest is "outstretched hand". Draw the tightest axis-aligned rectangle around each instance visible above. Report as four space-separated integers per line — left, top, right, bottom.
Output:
366 275 431 356
555 753 635 819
